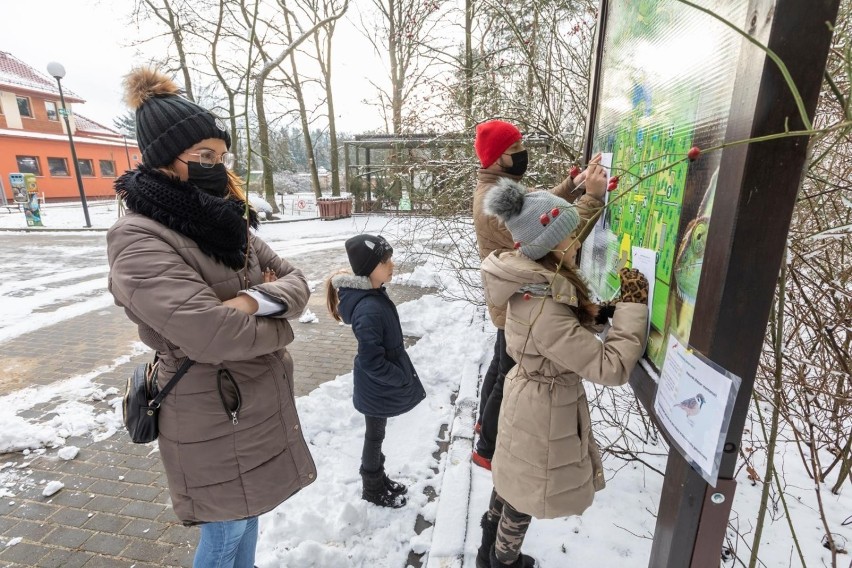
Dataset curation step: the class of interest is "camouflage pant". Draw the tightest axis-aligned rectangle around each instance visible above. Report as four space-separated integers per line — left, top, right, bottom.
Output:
488 489 532 563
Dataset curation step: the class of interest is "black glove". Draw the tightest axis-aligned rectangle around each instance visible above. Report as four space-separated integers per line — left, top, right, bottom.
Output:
595 301 617 325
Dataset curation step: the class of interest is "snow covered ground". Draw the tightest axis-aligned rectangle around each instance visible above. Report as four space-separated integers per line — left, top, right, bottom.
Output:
0 203 848 567
0 193 321 231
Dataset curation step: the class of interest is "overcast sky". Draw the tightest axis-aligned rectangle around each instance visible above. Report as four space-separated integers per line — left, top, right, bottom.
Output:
3 0 388 134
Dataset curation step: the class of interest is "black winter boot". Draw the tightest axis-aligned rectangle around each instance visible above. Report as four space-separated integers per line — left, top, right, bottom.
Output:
475 513 499 568
360 467 406 508
380 453 407 495
489 544 536 567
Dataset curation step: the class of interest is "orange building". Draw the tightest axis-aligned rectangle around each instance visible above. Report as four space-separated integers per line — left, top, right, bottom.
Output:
0 51 141 201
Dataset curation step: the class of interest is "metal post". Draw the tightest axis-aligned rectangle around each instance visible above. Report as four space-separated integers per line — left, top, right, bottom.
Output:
48 62 91 228
365 148 372 206
343 142 350 192
123 135 132 170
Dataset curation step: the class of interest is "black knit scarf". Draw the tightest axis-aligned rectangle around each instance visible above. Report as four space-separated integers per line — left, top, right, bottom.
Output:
115 165 259 270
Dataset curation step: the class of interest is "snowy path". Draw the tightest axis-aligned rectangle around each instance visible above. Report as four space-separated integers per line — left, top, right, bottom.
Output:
0 209 848 567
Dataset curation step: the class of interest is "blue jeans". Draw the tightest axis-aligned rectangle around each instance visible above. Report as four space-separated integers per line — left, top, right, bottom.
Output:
193 516 258 568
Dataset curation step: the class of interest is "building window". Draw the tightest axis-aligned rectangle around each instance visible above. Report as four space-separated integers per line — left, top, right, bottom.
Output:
99 159 116 177
45 101 58 121
16 96 33 118
47 157 69 176
77 159 95 176
16 156 41 175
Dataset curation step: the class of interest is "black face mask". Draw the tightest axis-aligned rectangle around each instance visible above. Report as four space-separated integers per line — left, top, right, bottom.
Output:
502 150 529 176
187 162 229 198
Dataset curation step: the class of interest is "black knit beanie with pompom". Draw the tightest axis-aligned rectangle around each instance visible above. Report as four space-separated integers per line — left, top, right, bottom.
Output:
123 68 231 167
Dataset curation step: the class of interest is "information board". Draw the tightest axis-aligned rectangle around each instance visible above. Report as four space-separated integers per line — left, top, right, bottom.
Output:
581 1 749 369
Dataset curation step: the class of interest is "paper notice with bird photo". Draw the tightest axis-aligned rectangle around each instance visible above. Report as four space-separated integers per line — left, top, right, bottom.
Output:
653 334 741 485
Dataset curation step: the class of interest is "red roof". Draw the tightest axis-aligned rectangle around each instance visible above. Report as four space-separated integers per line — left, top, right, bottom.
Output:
74 114 121 137
0 51 85 103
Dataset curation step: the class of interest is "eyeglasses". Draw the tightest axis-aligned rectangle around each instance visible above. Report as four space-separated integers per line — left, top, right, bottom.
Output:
183 150 235 169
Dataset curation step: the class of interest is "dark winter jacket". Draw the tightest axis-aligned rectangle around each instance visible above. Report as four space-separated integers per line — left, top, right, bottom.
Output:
333 274 426 418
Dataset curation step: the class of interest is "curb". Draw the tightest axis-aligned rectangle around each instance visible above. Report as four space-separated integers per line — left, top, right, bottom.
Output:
425 360 480 567
0 226 109 232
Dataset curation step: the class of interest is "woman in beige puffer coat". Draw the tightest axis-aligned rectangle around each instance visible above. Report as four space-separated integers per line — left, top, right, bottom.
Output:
474 178 649 568
108 68 316 568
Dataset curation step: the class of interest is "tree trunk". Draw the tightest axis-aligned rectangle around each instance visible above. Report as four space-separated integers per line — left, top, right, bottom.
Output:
285 11 322 199
254 79 277 209
464 0 474 130
174 30 195 102
526 8 538 110
291 64 322 198
320 31 341 196
388 0 402 135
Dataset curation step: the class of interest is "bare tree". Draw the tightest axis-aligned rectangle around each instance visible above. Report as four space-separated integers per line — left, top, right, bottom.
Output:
131 0 198 101
295 0 348 195
362 0 447 135
207 0 258 173
239 0 347 207
283 7 323 198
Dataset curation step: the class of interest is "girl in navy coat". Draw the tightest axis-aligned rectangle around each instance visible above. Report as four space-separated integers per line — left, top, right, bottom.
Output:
326 234 426 508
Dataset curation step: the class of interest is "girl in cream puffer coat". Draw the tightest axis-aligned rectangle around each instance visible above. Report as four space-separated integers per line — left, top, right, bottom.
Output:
474 178 649 568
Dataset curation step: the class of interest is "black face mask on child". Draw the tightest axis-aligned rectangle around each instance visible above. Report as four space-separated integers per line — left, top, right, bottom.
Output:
187 162 229 198
502 150 529 176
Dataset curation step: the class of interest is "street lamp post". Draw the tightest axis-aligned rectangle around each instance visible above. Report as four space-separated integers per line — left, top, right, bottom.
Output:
122 135 132 170
47 61 91 228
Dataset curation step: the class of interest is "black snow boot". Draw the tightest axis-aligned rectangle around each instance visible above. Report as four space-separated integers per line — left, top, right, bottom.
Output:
475 513 499 568
489 544 536 567
360 467 406 508
380 453 407 495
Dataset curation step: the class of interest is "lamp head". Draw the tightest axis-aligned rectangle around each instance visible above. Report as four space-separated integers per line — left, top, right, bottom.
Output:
46 62 66 80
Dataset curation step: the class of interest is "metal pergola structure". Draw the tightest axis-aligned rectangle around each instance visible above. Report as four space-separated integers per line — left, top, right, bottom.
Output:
342 132 555 210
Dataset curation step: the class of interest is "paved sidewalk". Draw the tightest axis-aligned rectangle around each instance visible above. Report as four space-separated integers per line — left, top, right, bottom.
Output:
0 245 436 568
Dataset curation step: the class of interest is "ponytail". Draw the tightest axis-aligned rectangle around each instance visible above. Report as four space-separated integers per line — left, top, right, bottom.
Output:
325 269 350 322
536 257 598 324
226 170 247 201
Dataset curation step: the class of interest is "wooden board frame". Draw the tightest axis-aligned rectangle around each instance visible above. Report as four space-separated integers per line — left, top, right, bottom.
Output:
582 1 840 566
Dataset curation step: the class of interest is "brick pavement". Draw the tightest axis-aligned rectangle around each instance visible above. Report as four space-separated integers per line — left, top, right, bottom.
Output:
0 244 437 568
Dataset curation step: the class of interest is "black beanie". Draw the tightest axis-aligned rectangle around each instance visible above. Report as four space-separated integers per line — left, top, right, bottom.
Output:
345 234 393 277
123 68 231 167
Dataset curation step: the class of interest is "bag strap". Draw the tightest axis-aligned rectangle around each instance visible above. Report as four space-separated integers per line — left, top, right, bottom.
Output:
149 358 195 408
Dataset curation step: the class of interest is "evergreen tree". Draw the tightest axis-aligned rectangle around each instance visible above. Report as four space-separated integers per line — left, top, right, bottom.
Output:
311 128 331 171
113 110 137 138
288 128 308 171
270 127 296 172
